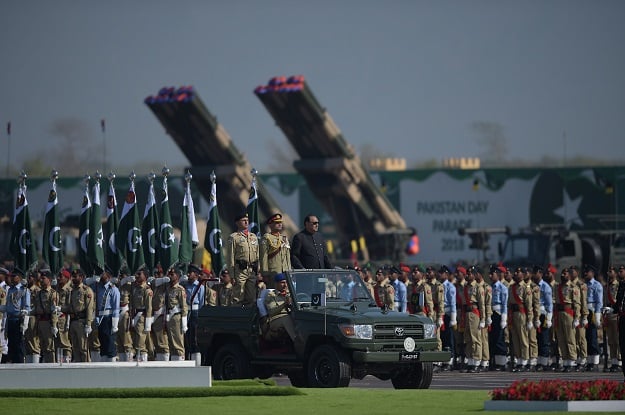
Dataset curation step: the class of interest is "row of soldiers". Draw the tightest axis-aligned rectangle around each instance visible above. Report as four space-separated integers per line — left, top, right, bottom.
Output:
366 262 625 376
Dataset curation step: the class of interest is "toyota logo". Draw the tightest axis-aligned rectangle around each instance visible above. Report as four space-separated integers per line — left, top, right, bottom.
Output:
394 327 404 337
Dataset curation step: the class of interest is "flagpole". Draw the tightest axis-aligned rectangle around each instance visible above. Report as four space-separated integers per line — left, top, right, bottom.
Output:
101 119 106 174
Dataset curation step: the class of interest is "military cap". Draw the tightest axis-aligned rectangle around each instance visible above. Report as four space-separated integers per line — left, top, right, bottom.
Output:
0 267 9 275
498 265 508 273
425 266 435 273
514 266 527 273
619 265 625 271
547 263 557 274
583 264 597 274
59 269 71 279
468 265 482 275
12 267 25 277
532 265 544 274
39 268 52 278
489 264 499 274
220 268 230 276
274 273 286 282
390 266 400 274
188 264 202 274
234 212 248 222
569 265 580 272
456 266 467 276
439 265 450 274
266 213 283 224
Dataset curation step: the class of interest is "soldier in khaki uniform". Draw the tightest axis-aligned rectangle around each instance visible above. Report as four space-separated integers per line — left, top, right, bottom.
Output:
116 270 134 361
165 267 188 360
227 213 260 306
555 268 581 372
0 269 7 361
151 268 170 361
360 266 375 299
570 265 588 369
508 267 534 372
525 268 541 371
260 213 291 285
214 269 234 306
373 268 395 310
476 269 492 371
462 266 485 373
67 269 95 362
24 271 41 363
604 266 621 371
54 269 72 362
453 266 467 370
264 273 297 344
427 267 444 351
130 268 153 362
408 266 434 318
32 270 59 363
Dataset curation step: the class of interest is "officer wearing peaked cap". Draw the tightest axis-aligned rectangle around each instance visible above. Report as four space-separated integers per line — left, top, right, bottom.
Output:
260 213 292 286
184 264 205 362
583 264 603 371
227 212 259 306
5 268 30 363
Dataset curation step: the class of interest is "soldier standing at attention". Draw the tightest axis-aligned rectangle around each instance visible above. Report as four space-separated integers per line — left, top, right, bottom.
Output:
426 267 444 349
489 266 508 371
68 269 95 362
390 267 407 313
94 268 120 362
613 265 625 381
508 267 533 372
151 267 170 361
33 269 58 363
374 268 395 310
214 269 234 306
583 264 603 371
116 269 134 361
524 268 540 371
474 267 491 371
227 213 260 306
604 266 621 372
184 264 205 362
441 266 457 370
166 267 188 360
24 270 41 363
555 268 581 372
532 266 553 371
260 213 292 284
570 265 588 370
55 269 72 362
462 266 485 373
130 267 153 362
408 266 434 318
5 268 30 363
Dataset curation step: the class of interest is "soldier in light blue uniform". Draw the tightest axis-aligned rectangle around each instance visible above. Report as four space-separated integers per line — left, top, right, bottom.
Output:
95 268 120 362
489 265 509 370
184 264 205 362
533 266 553 371
5 268 30 363
441 266 456 370
390 267 407 313
583 264 603 371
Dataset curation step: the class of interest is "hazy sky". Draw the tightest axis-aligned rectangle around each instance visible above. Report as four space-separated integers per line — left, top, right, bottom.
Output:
2 0 624 176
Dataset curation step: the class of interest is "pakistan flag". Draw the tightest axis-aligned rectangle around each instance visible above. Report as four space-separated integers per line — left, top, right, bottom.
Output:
88 178 105 274
179 176 198 266
105 178 123 276
203 174 223 275
42 178 63 274
159 174 178 271
246 174 260 238
9 181 38 272
78 181 92 275
142 179 159 272
117 179 145 274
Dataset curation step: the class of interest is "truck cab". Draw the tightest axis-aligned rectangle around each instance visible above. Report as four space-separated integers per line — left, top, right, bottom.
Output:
196 269 449 388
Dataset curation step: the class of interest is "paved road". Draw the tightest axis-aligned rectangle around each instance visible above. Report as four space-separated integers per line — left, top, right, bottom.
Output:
273 368 625 390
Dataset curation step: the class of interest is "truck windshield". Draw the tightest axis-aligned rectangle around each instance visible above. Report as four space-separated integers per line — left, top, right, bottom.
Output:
290 271 373 304
501 234 549 266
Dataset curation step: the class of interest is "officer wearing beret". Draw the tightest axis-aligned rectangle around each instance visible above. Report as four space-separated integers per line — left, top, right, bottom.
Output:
33 269 59 363
68 269 95 362
373 268 395 310
583 264 603 371
260 213 292 284
555 267 581 372
226 212 260 306
508 267 534 372
570 265 589 370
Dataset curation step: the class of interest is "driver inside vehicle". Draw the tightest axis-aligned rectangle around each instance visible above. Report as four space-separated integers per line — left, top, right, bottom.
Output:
264 273 298 343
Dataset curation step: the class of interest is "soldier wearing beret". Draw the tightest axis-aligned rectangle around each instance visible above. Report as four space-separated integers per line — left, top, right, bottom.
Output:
116 268 135 361
55 269 72 362
583 264 603 371
508 267 533 372
24 270 41 363
555 267 581 372
68 269 95 362
604 266 621 372
462 266 485 373
260 213 292 285
373 268 395 310
33 269 59 363
570 265 589 370
130 267 153 362
165 267 188 360
226 212 260 306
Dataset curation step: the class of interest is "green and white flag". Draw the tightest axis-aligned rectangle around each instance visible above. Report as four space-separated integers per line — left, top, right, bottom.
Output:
246 174 260 237
78 180 92 275
204 174 224 275
158 174 178 271
105 178 123 276
117 179 145 274
88 178 105 274
142 178 159 272
42 178 63 274
9 181 37 272
179 176 199 266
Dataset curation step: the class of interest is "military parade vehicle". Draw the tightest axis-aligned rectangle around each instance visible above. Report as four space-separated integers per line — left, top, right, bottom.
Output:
196 269 449 388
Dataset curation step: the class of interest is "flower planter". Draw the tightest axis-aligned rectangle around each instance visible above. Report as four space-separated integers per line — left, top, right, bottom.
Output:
484 400 625 412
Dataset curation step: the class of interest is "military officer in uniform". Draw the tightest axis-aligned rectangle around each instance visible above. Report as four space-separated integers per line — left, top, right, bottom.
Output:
226 212 260 306
374 268 395 310
408 266 434 318
454 266 467 370
94 268 120 362
489 265 508 371
583 264 603 371
116 269 134 361
184 264 205 362
151 266 170 361
533 266 553 371
570 265 588 369
67 269 95 362
214 269 234 306
32 269 59 363
24 270 41 363
130 267 153 362
165 267 188 360
264 273 297 345
55 269 72 362
475 268 492 371
613 265 625 381
260 213 292 285
5 268 31 363
462 266 485 373
427 267 444 351
508 267 533 372
604 266 621 372
555 268 581 372
524 268 540 371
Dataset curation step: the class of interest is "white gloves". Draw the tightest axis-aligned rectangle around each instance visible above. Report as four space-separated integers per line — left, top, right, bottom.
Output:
486 317 492 326
144 316 153 333
154 277 170 287
112 317 119 334
582 318 588 327
21 316 28 334
594 312 601 326
602 307 613 314
20 309 29 317
450 312 457 327
501 313 507 329
84 325 92 337
479 320 485 329
573 319 580 328
534 320 541 329
437 318 444 327
546 313 553 328
182 318 188 333
52 327 58 337
132 311 142 328
526 321 534 331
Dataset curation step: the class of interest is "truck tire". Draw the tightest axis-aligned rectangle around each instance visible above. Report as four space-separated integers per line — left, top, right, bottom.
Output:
391 362 433 389
212 343 251 380
287 369 309 387
307 344 351 388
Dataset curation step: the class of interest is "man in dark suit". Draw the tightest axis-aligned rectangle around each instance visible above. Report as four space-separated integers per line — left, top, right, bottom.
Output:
290 214 332 269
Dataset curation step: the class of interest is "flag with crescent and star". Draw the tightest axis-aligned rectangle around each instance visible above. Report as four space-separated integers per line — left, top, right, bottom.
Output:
246 175 260 238
179 175 199 267
42 178 63 274
158 175 178 271
88 177 105 274
78 180 93 275
142 178 160 272
9 181 38 272
204 175 223 275
105 178 123 276
117 180 145 274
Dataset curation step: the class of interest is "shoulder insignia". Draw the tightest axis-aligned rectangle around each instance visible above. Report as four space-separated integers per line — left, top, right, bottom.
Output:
426 289 431 295
148 291 153 297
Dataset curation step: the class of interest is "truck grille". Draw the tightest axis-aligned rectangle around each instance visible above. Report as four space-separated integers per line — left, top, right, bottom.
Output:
373 324 424 341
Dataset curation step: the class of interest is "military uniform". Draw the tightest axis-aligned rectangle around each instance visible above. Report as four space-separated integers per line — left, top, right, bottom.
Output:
151 282 169 360
24 282 41 362
527 278 540 370
584 268 603 370
489 277 509 370
0 282 7 358
454 268 467 369
260 227 291 282
184 267 205 361
479 280 492 370
536 277 553 370
604 272 621 370
165 279 188 360
94 278 120 361
508 278 533 371
68 281 95 362
374 275 395 310
5 277 30 363
427 276 444 350
573 270 589 368
227 227 259 306
463 268 485 372
408 279 434 318
116 275 134 361
555 273 581 371
130 278 153 362
32 281 59 362
264 278 296 343
215 282 234 306
55 273 72 362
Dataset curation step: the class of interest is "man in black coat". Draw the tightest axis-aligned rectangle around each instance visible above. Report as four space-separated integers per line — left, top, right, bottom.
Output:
614 265 625 382
291 214 332 269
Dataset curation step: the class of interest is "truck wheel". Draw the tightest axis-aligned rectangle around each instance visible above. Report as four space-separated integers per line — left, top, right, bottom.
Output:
391 363 433 389
287 370 309 387
307 344 351 388
212 343 251 380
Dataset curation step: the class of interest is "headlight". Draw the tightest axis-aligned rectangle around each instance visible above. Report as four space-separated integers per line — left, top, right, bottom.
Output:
423 323 436 339
339 324 373 339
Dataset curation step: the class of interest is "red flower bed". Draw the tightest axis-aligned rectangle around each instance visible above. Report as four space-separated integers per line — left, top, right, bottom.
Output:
490 379 625 401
